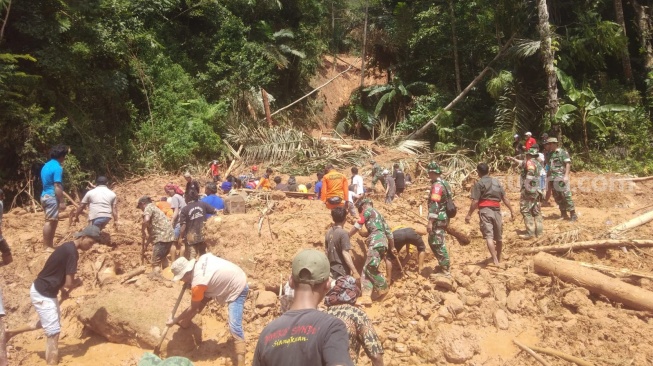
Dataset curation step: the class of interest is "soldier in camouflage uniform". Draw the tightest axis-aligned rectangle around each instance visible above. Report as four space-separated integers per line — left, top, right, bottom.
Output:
519 148 544 239
426 162 451 277
544 137 578 221
370 160 386 190
349 199 397 302
138 196 176 272
139 352 194 365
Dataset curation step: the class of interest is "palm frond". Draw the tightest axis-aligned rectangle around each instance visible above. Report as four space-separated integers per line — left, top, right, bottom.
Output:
509 39 541 59
395 140 429 154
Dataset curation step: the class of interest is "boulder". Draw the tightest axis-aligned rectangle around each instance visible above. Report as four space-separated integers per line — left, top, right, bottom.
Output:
78 282 201 354
506 290 526 312
433 276 456 292
562 289 593 311
442 327 480 364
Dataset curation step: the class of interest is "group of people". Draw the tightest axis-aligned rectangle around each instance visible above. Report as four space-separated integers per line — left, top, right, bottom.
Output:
0 136 581 366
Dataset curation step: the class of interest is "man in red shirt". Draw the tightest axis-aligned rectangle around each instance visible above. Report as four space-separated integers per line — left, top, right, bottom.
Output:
524 132 536 150
209 160 221 182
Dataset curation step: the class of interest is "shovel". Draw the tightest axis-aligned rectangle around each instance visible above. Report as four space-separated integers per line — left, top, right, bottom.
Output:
153 284 187 356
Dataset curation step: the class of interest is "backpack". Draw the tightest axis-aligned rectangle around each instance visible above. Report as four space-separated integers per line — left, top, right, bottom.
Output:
442 182 457 218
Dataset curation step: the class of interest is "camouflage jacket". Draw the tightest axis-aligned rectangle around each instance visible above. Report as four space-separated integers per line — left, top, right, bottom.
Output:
372 163 382 177
547 148 571 178
428 178 450 221
143 203 175 243
357 207 392 249
521 158 542 199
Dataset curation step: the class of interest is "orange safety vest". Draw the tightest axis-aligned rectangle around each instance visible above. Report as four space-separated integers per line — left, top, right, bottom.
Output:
321 170 349 208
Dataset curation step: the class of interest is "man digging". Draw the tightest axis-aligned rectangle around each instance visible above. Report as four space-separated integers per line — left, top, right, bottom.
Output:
70 176 118 230
6 226 101 365
138 196 176 273
168 254 249 366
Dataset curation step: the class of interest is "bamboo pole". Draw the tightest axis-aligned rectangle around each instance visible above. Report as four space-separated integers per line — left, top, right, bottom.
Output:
516 239 653 254
577 262 653 280
513 339 551 366
533 252 653 312
609 210 653 235
526 344 594 366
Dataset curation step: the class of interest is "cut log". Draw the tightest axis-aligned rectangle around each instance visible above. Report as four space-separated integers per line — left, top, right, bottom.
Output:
119 267 146 284
609 210 653 236
533 252 653 312
517 239 653 254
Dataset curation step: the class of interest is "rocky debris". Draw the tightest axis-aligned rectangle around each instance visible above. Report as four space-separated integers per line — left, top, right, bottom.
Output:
506 290 526 312
269 191 286 201
394 342 408 353
493 309 509 330
562 289 593 311
443 293 465 315
441 327 480 364
254 291 278 308
432 275 456 291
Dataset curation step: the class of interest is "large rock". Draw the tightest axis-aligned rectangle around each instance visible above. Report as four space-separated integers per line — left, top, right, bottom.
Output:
255 291 278 308
442 327 480 364
78 281 201 354
506 290 525 312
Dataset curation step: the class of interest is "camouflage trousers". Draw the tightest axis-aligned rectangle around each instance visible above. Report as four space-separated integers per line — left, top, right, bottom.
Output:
428 220 450 271
362 244 388 296
371 175 387 189
520 195 543 237
551 177 575 212
139 352 194 366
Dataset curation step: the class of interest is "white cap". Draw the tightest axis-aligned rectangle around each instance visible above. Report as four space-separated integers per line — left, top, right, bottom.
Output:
525 132 532 136
382 169 389 175
513 134 519 138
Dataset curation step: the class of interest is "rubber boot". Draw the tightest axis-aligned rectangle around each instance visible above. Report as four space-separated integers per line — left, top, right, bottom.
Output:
534 215 544 237
46 334 59 365
417 251 425 274
234 338 246 366
569 210 578 222
519 215 535 239
559 210 569 220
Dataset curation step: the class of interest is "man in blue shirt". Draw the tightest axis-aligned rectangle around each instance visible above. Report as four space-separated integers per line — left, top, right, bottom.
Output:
41 145 69 251
201 182 224 218
314 172 324 199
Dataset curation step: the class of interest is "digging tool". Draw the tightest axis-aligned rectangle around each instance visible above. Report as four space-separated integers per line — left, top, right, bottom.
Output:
153 284 187 356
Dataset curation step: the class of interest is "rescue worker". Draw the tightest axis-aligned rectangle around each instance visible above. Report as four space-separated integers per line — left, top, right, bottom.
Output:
349 199 397 304
370 160 386 190
426 162 452 277
519 148 544 239
544 137 578 221
321 164 349 210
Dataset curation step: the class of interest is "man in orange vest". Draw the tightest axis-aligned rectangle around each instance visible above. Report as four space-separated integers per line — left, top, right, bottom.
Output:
321 164 349 210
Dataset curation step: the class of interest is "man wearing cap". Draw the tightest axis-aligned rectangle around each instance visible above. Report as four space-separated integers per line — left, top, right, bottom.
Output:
40 144 69 250
465 163 515 265
324 276 384 366
70 176 118 230
27 225 100 365
253 249 354 366
0 189 12 265
138 196 176 272
518 148 544 238
426 162 452 277
183 173 201 203
168 254 249 366
370 160 386 190
349 199 396 303
544 137 577 221
180 189 218 259
383 170 395 204
524 132 536 150
321 164 349 210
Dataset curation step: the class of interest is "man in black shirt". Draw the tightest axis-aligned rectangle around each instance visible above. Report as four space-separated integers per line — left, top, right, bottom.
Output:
325 207 359 280
389 226 426 274
179 189 217 259
392 164 406 197
18 225 100 365
253 249 354 366
183 172 201 202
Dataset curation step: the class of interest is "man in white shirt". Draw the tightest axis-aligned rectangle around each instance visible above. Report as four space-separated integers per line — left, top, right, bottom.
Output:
349 167 365 217
71 176 118 230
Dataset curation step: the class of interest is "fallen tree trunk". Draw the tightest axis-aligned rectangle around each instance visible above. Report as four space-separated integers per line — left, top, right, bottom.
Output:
517 239 653 254
609 210 653 236
533 252 653 312
446 226 471 245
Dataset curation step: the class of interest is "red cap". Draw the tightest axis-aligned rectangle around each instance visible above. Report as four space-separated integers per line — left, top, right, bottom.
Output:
251 165 258 171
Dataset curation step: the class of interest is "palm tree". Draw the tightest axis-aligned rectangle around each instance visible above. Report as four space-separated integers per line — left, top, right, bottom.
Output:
365 78 432 121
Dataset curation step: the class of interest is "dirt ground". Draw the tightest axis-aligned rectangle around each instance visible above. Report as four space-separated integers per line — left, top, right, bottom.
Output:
2 157 653 365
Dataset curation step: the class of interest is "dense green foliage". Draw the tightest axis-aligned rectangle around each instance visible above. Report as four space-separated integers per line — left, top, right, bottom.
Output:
1 0 653 199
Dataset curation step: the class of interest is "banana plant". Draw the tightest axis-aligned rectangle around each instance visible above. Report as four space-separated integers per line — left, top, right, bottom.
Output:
555 69 633 155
